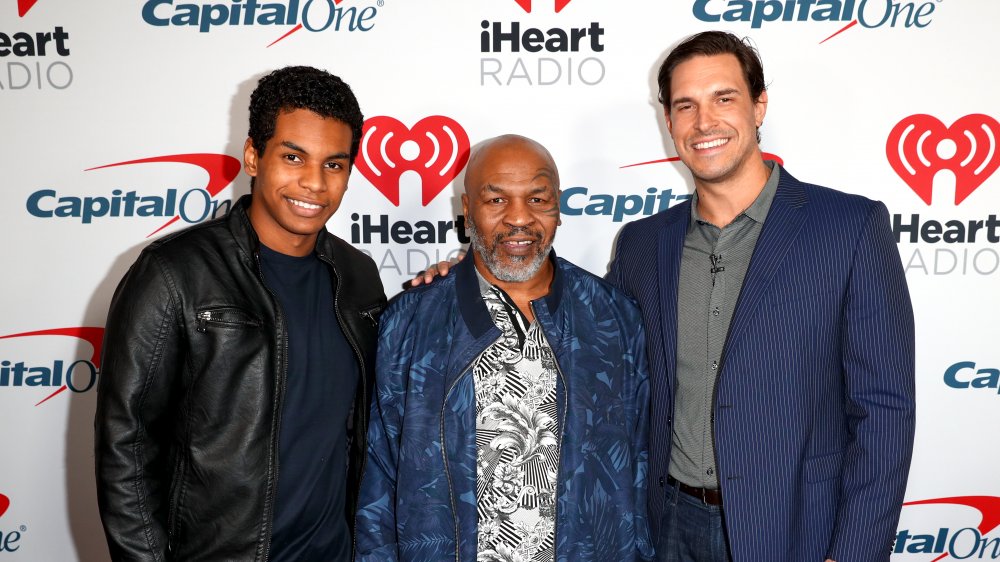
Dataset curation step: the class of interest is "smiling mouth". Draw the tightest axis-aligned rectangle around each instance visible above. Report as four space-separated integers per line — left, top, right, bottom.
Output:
285 197 322 210
693 138 729 150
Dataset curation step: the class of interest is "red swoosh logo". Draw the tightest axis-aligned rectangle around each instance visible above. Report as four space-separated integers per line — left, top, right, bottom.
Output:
268 0 345 47
18 0 40 17
86 154 241 237
0 327 105 406
620 153 783 169
902 496 1000 562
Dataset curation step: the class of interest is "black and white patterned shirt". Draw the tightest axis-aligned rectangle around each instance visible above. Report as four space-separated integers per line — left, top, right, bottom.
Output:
473 272 561 562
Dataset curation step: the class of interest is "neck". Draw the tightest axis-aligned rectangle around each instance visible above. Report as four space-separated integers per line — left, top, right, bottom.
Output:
694 158 771 227
474 254 554 323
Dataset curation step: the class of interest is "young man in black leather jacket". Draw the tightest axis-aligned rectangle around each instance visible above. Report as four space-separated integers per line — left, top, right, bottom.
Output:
94 66 386 562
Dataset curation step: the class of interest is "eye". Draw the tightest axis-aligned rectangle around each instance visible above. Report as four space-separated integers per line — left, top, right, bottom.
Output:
718 97 733 104
324 161 344 170
283 154 302 163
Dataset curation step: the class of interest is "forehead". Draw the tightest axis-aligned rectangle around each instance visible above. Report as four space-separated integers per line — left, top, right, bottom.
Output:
271 108 351 143
469 143 556 189
670 53 747 99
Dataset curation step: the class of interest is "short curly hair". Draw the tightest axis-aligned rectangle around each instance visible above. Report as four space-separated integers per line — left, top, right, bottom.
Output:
247 66 364 166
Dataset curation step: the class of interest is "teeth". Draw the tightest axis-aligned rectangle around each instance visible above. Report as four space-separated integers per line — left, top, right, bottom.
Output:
287 198 320 210
507 240 532 245
693 138 729 150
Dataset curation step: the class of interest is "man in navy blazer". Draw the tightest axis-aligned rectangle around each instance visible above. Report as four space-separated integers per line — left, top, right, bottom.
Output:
607 31 916 562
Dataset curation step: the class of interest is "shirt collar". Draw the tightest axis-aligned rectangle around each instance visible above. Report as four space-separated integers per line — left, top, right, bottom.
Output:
690 159 781 226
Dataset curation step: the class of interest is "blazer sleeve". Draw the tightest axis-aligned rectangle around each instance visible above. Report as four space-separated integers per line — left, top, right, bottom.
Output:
827 201 916 562
354 295 421 562
94 251 182 562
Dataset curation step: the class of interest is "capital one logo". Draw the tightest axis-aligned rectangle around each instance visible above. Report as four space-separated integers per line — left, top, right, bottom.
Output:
354 116 470 206
0 491 25 553
887 114 1000 206
896 496 1000 560
0 327 104 406
25 153 240 237
510 0 575 13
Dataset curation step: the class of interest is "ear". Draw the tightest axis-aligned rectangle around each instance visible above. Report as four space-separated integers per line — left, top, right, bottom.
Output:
461 193 470 218
243 138 259 178
754 90 768 128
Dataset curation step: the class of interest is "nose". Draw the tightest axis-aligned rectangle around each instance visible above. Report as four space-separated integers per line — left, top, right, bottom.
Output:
694 104 719 133
299 163 326 193
502 197 535 229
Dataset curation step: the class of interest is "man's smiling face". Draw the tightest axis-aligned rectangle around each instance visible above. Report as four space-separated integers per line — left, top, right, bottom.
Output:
666 53 767 188
244 107 353 256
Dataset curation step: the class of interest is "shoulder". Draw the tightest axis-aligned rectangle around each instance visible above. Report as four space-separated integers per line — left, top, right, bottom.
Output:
381 273 457 327
622 198 690 238
140 213 235 266
557 258 641 319
783 168 884 220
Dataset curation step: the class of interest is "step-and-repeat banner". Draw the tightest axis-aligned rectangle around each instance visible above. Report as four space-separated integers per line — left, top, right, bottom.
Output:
2 0 998 559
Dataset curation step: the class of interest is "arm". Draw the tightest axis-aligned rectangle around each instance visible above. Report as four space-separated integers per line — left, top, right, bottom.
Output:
94 252 182 561
605 222 632 291
827 202 916 562
354 297 420 561
628 317 655 561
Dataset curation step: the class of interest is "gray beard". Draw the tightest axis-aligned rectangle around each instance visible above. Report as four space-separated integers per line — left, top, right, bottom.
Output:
467 219 552 283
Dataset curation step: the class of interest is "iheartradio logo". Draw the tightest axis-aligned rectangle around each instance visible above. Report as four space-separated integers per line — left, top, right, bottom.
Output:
887 114 1000 206
510 0 575 13
355 116 470 206
0 493 8 519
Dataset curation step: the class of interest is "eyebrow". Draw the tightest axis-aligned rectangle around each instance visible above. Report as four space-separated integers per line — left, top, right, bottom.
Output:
671 88 742 107
280 140 349 161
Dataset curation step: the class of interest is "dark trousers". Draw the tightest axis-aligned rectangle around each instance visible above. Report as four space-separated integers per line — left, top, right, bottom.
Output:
656 480 732 562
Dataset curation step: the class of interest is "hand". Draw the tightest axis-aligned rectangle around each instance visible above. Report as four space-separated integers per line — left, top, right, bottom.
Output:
409 250 466 287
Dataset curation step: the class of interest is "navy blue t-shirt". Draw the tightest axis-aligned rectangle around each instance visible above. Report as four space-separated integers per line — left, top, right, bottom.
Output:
259 244 359 562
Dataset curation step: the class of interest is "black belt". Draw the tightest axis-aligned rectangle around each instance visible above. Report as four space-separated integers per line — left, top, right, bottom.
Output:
668 476 722 506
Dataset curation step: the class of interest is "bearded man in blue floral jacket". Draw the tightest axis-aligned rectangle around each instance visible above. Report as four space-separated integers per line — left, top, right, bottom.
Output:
354 135 654 562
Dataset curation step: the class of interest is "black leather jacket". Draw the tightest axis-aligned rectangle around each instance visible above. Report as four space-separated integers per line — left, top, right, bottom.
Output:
94 195 386 561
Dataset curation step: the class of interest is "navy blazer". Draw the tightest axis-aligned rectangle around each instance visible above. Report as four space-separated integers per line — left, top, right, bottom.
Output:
607 166 915 562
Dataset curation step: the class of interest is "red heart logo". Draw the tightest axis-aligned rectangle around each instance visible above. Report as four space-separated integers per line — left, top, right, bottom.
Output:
355 116 470 206
886 114 1000 205
0 493 10 518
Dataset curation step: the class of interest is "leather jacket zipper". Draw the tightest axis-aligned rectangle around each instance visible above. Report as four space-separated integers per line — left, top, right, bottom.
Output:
316 252 371 560
254 251 287 562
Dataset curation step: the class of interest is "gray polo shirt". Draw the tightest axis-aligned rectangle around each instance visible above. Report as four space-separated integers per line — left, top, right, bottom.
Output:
669 160 780 489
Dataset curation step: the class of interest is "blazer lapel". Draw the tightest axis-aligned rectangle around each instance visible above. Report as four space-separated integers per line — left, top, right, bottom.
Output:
724 172 809 356
658 202 689 391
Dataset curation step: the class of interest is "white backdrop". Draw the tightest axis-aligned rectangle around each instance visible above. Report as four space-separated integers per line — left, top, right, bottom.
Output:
2 0 999 559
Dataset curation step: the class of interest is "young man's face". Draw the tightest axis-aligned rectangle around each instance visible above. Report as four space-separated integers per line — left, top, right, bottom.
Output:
462 141 560 285
244 108 353 256
665 53 767 188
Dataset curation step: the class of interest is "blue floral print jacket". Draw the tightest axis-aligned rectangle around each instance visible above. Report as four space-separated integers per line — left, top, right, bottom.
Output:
355 252 654 561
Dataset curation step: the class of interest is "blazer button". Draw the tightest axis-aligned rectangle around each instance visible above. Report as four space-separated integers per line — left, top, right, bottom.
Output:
659 476 665 487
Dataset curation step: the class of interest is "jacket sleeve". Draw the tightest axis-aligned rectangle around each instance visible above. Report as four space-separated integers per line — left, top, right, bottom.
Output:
354 295 420 561
827 201 916 562
94 251 183 562
626 305 655 561
605 222 632 291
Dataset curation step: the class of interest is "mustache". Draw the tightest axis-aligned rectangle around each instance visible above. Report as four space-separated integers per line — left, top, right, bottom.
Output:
490 226 543 241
